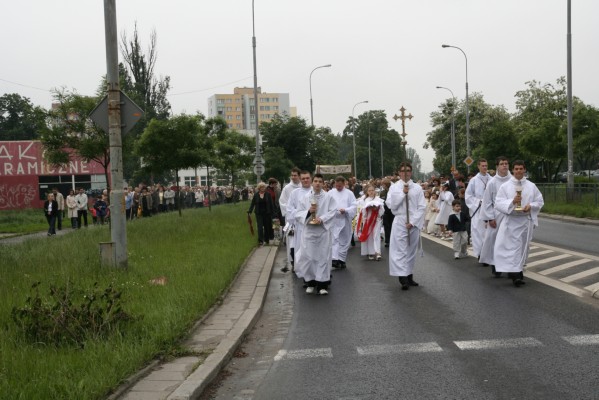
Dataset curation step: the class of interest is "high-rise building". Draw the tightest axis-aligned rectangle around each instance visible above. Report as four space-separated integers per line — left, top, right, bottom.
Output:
207 87 294 132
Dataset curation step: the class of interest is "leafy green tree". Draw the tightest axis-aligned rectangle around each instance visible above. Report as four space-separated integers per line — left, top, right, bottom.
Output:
135 114 211 215
571 100 599 174
0 93 48 140
513 78 568 181
426 93 516 176
213 129 254 188
40 90 111 187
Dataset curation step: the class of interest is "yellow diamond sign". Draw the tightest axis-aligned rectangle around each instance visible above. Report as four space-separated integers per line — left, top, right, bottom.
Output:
464 156 474 166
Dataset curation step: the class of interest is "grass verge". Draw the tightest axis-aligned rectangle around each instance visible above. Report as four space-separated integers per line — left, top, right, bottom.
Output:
0 203 255 400
0 208 48 235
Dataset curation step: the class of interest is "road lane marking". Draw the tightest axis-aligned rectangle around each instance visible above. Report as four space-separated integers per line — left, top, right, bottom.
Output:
538 258 592 275
357 342 443 356
562 335 599 345
584 281 599 293
454 337 543 350
561 267 599 283
525 254 571 268
527 250 554 258
274 348 332 361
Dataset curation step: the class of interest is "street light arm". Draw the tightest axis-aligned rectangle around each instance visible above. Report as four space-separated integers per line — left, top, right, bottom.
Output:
309 64 332 126
442 44 468 85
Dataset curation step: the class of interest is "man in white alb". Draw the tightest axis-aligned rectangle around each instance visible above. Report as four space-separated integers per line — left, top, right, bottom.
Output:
479 156 512 275
278 167 302 272
286 171 312 272
465 159 491 260
386 162 427 290
328 176 357 269
494 160 544 287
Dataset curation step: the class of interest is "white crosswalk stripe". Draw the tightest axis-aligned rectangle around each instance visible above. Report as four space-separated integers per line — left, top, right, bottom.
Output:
453 337 543 350
357 342 443 356
562 334 599 345
539 258 592 275
274 348 333 361
561 267 599 283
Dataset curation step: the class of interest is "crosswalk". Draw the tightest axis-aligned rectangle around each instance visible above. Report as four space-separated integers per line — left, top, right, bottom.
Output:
423 234 599 299
273 334 599 361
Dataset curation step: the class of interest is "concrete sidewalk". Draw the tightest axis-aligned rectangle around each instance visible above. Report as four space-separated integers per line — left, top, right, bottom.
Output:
111 245 278 400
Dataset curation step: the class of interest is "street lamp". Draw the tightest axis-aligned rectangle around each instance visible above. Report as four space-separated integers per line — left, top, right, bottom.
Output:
367 111 372 179
352 100 368 179
442 44 470 173
436 86 456 171
309 64 332 126
251 0 262 184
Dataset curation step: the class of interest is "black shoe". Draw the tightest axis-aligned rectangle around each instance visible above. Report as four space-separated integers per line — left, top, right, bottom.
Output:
407 274 419 287
339 261 347 269
332 260 340 269
399 277 410 290
385 243 389 247
513 279 526 287
281 266 289 272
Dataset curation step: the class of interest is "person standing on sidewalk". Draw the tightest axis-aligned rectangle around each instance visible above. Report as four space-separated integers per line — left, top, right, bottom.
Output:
75 188 88 228
66 189 78 229
247 182 275 246
386 162 426 290
43 193 59 236
294 174 337 295
328 176 357 269
494 160 544 287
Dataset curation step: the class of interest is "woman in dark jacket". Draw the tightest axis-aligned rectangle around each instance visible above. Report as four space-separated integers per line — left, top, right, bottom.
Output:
247 182 275 246
43 193 59 236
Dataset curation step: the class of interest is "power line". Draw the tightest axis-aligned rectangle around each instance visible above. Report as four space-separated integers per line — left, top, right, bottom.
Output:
168 76 252 96
0 77 51 93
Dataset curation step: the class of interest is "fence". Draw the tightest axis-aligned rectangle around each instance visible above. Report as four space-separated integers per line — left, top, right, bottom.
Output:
537 183 599 207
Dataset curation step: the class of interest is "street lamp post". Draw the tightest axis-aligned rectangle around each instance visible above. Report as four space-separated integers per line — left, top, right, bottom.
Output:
251 0 262 184
436 86 456 171
442 44 470 173
367 111 372 179
309 64 332 127
380 123 384 177
352 100 368 179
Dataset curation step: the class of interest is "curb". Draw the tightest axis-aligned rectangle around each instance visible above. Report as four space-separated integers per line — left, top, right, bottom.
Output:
167 245 278 400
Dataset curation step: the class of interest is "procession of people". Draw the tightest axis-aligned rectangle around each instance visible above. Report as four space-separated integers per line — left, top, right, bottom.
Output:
261 157 543 296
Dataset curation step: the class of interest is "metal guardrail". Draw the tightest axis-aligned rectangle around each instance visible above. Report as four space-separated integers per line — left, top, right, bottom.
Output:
537 183 599 207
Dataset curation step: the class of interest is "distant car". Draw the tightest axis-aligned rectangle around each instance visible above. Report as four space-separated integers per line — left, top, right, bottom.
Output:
556 172 568 183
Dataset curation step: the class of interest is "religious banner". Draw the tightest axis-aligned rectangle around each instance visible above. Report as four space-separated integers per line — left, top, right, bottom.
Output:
316 165 352 175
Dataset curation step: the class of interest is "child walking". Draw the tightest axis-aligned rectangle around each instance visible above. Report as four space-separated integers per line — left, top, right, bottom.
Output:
446 199 470 259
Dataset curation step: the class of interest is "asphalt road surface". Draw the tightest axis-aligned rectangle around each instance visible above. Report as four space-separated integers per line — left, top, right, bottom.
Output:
534 216 599 257
204 236 599 400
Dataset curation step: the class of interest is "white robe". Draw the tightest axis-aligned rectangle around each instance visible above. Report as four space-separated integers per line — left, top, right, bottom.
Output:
356 196 385 256
328 188 357 262
294 190 338 282
386 180 426 277
286 186 312 257
279 181 300 218
465 172 491 257
478 172 512 265
493 177 544 273
434 190 454 225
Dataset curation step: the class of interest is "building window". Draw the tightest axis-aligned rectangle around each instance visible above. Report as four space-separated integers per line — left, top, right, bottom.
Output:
228 124 233 128
272 97 278 102
273 106 279 111
184 176 196 186
236 107 241 111
217 99 224 104
236 115 241 120
225 98 232 103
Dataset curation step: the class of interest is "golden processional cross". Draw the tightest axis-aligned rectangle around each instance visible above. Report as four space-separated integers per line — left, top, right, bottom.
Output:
393 106 413 161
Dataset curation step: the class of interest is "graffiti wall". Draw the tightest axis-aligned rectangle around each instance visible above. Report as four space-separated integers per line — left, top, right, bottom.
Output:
0 141 107 210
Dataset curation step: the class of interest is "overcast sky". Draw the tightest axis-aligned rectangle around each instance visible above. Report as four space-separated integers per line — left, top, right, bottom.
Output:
2 0 598 172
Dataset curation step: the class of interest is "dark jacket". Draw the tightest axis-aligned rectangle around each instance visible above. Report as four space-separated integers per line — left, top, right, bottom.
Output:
248 192 275 216
447 211 470 232
43 200 59 217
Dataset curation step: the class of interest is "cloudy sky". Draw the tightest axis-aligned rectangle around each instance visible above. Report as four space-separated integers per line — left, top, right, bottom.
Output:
2 0 598 172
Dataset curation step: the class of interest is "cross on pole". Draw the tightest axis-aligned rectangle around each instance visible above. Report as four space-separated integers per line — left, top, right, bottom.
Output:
393 106 413 161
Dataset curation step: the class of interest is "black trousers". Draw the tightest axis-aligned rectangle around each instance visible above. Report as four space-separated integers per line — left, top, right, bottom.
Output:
383 212 394 245
255 213 273 244
77 210 88 227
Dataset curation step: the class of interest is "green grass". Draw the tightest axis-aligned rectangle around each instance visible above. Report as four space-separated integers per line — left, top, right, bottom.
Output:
538 184 599 219
0 208 48 234
0 203 256 400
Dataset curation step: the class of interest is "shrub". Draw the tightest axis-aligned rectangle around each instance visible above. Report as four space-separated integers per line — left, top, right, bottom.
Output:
11 281 134 348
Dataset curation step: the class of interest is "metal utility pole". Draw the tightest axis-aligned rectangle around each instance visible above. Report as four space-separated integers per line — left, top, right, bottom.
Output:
566 0 574 194
103 0 127 267
252 0 263 183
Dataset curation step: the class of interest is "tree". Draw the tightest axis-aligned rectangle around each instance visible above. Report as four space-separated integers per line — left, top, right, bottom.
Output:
213 129 254 188
0 93 47 140
426 93 516 176
135 114 211 216
513 78 568 181
571 100 599 174
40 90 111 187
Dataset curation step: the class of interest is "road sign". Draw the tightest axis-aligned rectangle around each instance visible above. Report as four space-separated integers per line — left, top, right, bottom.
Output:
253 163 265 176
89 91 144 134
464 156 474 166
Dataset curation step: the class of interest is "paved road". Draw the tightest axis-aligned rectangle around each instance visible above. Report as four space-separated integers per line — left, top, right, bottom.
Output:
203 239 599 399
534 215 599 257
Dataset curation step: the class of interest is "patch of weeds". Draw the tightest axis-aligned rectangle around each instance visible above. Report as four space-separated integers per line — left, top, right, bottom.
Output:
11 281 135 348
